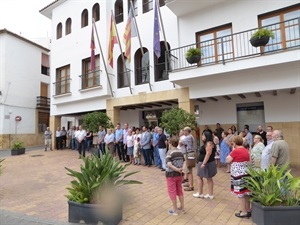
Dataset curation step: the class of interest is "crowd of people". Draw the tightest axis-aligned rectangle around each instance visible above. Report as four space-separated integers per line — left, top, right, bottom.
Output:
43 122 290 218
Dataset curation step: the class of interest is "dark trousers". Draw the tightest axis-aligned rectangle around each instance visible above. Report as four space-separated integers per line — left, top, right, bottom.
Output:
123 144 129 162
142 148 152 166
97 142 106 158
56 136 62 150
116 142 124 161
77 140 86 157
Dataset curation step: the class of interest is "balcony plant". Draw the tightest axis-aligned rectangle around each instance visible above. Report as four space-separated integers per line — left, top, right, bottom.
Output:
244 164 300 225
185 47 202 64
65 153 142 225
11 141 26 156
250 28 275 47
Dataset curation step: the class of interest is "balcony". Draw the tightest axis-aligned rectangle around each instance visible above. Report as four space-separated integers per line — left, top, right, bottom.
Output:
79 68 101 90
36 96 50 109
53 78 71 96
167 17 300 73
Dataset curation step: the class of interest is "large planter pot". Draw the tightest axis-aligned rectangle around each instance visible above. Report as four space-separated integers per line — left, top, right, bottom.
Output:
11 148 25 156
250 36 270 47
252 201 300 225
68 200 122 225
186 55 201 64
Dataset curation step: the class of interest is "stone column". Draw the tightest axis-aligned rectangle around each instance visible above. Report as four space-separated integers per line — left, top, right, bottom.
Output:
106 99 120 126
49 115 61 150
178 88 194 114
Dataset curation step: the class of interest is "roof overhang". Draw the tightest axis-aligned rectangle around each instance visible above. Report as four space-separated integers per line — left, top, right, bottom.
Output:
39 0 67 19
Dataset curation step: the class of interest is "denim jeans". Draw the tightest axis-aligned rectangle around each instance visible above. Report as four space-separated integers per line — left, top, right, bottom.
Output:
158 148 167 169
71 138 76 150
115 142 125 161
154 146 162 167
142 148 152 166
97 142 106 158
77 140 86 157
85 140 92 151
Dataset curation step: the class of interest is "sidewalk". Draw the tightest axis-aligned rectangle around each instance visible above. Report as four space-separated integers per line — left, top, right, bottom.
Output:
0 148 254 225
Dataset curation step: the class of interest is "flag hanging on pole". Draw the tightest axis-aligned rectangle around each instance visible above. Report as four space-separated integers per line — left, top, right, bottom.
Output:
108 13 118 68
153 0 161 58
123 8 137 62
90 23 96 71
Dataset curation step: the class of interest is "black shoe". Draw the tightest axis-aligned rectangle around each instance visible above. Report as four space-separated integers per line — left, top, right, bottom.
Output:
161 169 166 171
235 212 250 218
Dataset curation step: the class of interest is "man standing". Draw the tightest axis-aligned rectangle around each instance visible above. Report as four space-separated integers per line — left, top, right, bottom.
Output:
215 123 224 141
67 126 74 149
257 125 267 146
152 127 162 168
61 126 67 149
97 125 106 158
261 131 274 170
180 127 195 191
157 127 168 171
44 127 52 151
123 123 130 162
271 130 290 168
140 126 152 167
76 125 87 158
244 127 253 148
115 123 124 161
55 127 62 150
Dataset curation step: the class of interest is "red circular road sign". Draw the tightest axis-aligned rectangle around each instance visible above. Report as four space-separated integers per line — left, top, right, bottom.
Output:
15 116 22 121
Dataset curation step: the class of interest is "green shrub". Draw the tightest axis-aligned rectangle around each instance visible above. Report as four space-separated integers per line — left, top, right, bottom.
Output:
11 141 25 150
244 164 300 206
251 28 275 39
82 112 114 132
65 154 142 204
185 47 202 59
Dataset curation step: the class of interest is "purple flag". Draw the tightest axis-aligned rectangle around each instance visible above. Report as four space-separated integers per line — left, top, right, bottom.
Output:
153 0 161 58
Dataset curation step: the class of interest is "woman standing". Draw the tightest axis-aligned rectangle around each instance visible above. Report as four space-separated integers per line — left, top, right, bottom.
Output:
165 137 185 215
133 128 141 165
251 135 265 170
220 131 231 173
126 129 134 164
226 135 251 218
193 131 217 199
212 131 220 168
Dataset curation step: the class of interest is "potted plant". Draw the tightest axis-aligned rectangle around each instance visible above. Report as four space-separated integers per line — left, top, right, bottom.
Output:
185 47 202 64
250 28 275 47
244 164 300 225
11 141 26 155
65 153 142 225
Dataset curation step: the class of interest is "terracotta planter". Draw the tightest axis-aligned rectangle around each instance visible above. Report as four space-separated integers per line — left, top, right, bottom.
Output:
252 201 300 225
68 200 122 225
186 55 201 64
250 36 270 47
11 148 25 156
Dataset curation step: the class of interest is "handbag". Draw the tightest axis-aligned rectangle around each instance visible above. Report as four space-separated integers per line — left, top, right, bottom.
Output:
186 151 196 167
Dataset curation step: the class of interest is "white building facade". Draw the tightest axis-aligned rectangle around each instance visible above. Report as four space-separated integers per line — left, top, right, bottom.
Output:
0 29 51 149
41 0 299 168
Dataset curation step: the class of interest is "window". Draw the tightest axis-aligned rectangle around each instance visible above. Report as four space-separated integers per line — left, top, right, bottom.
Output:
55 65 70 95
143 0 165 13
38 112 50 133
117 54 130 88
41 53 49 75
135 48 149 85
115 0 123 24
81 55 100 89
56 23 62 39
196 24 233 65
81 9 89 28
92 3 100 22
154 41 170 81
128 0 138 16
259 4 300 52
65 18 72 35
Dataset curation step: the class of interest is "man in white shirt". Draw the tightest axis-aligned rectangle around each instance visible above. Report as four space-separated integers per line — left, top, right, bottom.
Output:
261 131 274 170
75 125 87 158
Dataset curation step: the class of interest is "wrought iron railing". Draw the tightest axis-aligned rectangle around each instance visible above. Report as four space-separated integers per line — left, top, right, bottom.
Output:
118 69 131 88
167 17 300 72
135 66 150 84
79 68 101 90
53 78 71 95
36 96 50 109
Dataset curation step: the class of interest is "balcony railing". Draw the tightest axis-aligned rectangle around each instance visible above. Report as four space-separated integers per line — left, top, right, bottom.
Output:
36 96 50 109
79 68 101 90
53 78 71 96
135 66 150 84
167 17 300 72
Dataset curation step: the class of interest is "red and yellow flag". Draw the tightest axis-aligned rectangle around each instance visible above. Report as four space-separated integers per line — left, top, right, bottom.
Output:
90 24 95 71
108 13 118 68
123 12 132 62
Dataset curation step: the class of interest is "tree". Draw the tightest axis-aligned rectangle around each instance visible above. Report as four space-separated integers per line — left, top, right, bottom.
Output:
160 107 196 136
82 112 114 132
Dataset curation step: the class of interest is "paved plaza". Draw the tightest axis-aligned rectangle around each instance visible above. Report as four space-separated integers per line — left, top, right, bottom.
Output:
0 147 255 225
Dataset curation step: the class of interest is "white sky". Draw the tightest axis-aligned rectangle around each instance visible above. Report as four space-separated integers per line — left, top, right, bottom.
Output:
0 0 53 39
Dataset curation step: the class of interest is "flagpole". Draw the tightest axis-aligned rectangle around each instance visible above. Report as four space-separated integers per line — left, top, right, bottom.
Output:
129 1 152 92
111 10 133 95
93 19 114 97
